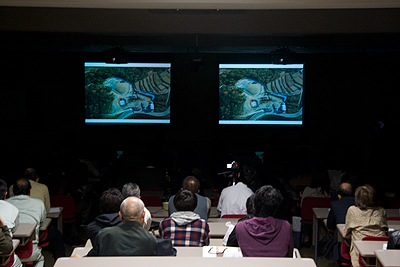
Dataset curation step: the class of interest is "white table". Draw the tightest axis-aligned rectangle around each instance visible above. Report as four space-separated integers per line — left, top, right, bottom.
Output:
13 223 36 246
47 207 64 234
54 256 317 267
375 249 400 267
354 240 387 266
312 208 330 264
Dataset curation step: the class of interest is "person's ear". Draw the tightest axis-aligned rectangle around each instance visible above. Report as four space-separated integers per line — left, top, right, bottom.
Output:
119 211 123 221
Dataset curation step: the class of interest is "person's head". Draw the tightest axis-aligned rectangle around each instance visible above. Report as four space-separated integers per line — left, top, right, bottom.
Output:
337 182 353 199
121 183 141 198
238 166 257 185
13 178 31 196
182 176 200 193
99 188 124 214
24 168 39 181
355 184 378 210
173 189 197 212
0 179 7 200
119 197 145 224
246 194 255 215
253 185 283 218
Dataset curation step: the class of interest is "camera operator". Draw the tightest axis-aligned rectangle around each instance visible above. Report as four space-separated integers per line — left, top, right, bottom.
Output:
217 165 256 217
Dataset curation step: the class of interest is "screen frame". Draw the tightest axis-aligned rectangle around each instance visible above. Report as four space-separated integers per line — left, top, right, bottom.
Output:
84 62 172 125
218 62 305 127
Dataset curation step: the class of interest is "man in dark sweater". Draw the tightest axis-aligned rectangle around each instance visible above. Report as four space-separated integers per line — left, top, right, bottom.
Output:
327 182 355 264
86 197 157 256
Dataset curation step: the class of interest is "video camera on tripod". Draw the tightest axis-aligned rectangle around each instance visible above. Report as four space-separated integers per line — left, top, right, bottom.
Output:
218 161 240 186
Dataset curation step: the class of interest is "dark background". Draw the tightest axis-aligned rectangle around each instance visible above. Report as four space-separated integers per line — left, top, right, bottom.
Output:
0 7 399 191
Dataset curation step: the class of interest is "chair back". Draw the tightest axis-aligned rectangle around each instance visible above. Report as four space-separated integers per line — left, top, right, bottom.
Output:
301 197 331 223
50 195 76 223
15 241 33 260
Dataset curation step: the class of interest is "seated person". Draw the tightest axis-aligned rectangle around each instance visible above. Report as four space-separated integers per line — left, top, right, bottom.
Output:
168 176 210 221
0 179 19 235
86 188 124 244
86 197 157 256
387 229 400 249
226 194 255 247
7 178 46 267
217 166 256 217
0 216 12 254
344 184 388 267
160 190 209 246
327 182 355 264
121 183 152 230
236 185 293 257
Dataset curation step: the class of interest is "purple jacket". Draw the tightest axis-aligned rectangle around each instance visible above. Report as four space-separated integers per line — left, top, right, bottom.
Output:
236 216 293 257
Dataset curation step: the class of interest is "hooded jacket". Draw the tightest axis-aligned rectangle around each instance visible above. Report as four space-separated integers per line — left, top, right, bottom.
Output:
86 213 123 245
236 216 293 257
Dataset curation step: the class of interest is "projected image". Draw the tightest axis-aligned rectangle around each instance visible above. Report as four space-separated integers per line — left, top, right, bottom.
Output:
219 64 304 125
85 63 171 124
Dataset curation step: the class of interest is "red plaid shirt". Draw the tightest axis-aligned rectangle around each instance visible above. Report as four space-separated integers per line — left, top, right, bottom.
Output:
159 217 210 247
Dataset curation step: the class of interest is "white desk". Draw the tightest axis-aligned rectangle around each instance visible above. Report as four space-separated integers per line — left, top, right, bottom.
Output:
375 250 400 267
312 208 330 264
13 223 36 246
54 256 317 267
47 207 64 234
354 240 387 266
0 239 20 266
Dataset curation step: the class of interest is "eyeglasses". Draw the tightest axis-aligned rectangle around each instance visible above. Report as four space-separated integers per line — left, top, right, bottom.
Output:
208 247 227 254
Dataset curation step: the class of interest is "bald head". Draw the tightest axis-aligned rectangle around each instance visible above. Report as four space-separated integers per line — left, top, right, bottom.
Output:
337 182 353 199
119 197 145 224
182 176 200 193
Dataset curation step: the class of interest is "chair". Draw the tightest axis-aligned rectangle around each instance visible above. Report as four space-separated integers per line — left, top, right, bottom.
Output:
339 242 352 266
221 214 246 219
387 217 400 221
300 197 332 224
50 195 76 224
293 248 302 258
358 236 389 267
15 241 34 266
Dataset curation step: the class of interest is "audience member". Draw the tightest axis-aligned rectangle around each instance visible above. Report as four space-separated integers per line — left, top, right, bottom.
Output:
86 197 157 256
9 168 51 213
344 184 388 267
387 229 400 249
226 194 255 247
7 178 46 267
0 216 12 254
168 176 211 221
86 188 124 245
300 168 330 206
0 179 19 235
236 185 293 257
121 183 152 230
327 182 355 265
159 190 209 246
217 166 256 217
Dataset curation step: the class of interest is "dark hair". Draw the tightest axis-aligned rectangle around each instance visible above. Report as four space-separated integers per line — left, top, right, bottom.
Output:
122 183 141 198
13 178 32 196
355 184 377 210
253 185 283 218
100 188 124 214
246 194 255 215
182 176 200 193
173 189 197 212
238 166 257 185
0 179 7 199
337 183 353 198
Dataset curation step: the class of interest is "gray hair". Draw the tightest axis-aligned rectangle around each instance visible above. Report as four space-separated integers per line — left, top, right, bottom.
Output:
120 197 144 221
122 183 141 198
